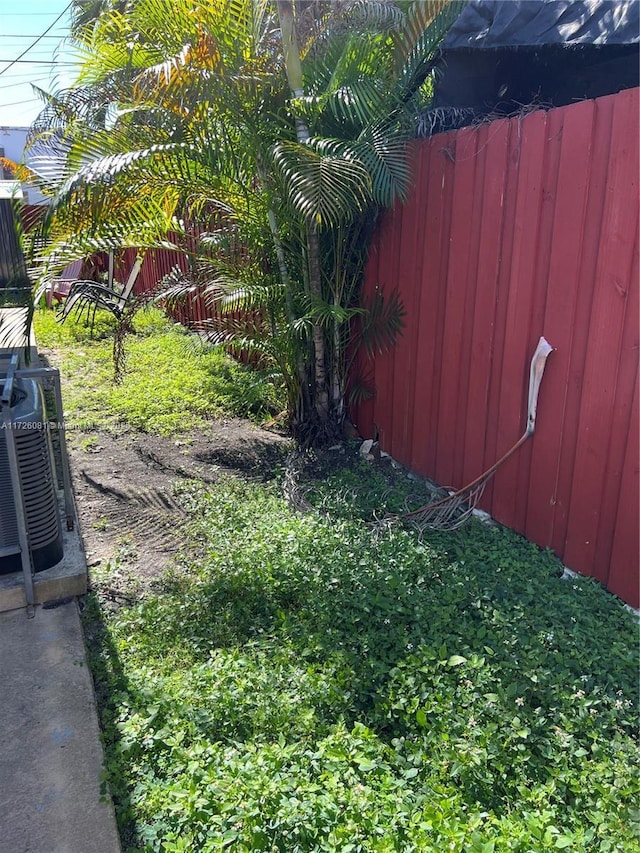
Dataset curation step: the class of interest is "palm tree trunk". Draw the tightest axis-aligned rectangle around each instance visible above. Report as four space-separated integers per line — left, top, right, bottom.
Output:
277 0 330 425
306 226 330 420
255 154 311 423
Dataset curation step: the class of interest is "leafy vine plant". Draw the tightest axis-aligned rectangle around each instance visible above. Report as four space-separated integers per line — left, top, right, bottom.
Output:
25 0 464 445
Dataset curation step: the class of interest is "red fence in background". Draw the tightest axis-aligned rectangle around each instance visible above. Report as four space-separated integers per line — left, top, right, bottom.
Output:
354 88 639 607
116 237 255 358
117 230 219 327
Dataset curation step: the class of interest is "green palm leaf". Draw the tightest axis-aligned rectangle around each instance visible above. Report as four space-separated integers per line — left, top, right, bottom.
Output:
272 139 372 229
353 121 412 206
358 285 406 358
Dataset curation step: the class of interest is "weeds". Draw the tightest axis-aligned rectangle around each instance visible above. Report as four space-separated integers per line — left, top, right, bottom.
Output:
34 307 284 433
42 306 637 850
83 473 639 852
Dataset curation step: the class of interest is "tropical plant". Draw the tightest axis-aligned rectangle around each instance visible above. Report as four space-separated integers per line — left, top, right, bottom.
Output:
25 0 464 443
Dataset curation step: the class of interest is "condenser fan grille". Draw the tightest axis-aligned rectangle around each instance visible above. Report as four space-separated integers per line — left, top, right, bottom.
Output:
15 429 60 547
0 377 63 573
0 433 20 545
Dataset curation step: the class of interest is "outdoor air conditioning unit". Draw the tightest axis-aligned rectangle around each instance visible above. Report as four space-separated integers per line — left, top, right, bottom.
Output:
0 374 63 574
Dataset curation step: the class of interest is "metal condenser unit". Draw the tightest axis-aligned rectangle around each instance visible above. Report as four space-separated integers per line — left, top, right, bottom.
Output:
0 375 63 574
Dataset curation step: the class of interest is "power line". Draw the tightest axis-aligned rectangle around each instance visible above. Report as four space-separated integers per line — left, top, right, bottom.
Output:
0 98 45 108
0 77 51 89
0 53 77 62
0 35 66 39
0 59 77 65
0 2 73 79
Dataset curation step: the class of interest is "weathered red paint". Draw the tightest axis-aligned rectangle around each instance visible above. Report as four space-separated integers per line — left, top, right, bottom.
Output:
354 88 640 607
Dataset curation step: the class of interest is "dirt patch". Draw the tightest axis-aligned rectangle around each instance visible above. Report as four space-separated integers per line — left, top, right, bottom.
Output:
66 420 291 590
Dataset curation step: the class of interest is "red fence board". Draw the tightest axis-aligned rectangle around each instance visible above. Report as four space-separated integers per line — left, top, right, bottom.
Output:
563 91 639 587
525 100 593 551
608 376 639 606
354 89 640 607
463 119 509 489
409 131 455 475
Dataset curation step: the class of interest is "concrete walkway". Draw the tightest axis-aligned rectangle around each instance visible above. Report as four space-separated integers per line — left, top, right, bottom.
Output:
0 601 121 853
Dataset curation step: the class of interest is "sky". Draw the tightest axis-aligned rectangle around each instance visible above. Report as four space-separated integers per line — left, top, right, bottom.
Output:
0 0 78 128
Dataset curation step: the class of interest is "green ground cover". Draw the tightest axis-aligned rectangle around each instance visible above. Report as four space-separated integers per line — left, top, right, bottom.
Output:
40 306 638 851
86 473 638 852
33 308 281 432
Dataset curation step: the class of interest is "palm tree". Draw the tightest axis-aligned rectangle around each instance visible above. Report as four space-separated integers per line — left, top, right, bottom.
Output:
26 0 463 444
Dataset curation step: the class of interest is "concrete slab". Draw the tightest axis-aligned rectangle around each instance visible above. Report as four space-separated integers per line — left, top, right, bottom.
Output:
0 600 121 853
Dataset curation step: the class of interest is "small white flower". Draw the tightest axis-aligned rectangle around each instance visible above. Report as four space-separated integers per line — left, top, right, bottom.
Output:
580 675 589 682
406 643 413 651
615 700 624 709
515 697 524 706
383 619 390 625
545 632 554 642
570 617 577 623
575 690 585 699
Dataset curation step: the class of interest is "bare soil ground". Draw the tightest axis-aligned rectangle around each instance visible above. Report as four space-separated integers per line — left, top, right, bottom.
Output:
65 420 291 590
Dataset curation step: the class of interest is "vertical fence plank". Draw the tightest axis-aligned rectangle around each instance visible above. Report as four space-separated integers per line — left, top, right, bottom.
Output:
525 100 595 548
608 373 639 608
434 126 479 487
409 135 456 475
594 239 639 581
546 94 615 557
452 124 487 488
390 146 427 463
514 104 564 534
563 91 639 583
491 110 548 530
371 206 404 448
461 119 509 486
482 118 520 510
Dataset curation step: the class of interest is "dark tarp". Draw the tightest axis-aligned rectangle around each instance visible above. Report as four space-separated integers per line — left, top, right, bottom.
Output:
427 0 639 128
443 1 639 49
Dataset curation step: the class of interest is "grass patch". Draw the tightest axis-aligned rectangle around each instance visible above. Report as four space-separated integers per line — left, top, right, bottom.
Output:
84 469 639 852
34 307 283 433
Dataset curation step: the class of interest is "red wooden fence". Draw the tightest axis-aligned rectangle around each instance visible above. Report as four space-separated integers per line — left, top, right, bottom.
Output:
118 230 216 327
118 232 254 355
354 88 639 607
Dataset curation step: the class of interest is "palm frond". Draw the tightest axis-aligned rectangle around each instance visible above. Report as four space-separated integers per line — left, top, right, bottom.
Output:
353 121 412 206
347 370 375 406
272 138 373 229
358 284 406 358
295 292 363 330
342 1 404 31
396 1 466 94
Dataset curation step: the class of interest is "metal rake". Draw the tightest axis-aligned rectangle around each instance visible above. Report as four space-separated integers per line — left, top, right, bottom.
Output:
390 336 554 532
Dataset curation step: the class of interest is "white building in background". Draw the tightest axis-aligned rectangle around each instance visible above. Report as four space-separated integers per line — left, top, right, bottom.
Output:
0 126 48 206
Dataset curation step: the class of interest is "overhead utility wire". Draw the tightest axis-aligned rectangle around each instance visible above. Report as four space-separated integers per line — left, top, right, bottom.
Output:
0 2 73 78
0 98 46 108
0 59 77 65
1 77 50 89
